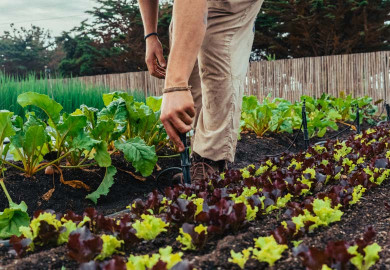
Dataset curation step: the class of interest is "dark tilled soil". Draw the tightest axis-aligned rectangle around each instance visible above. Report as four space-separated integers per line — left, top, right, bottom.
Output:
0 149 181 217
1 122 387 270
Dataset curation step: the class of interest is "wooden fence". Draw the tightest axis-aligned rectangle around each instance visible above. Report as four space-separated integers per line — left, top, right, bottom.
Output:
73 51 390 103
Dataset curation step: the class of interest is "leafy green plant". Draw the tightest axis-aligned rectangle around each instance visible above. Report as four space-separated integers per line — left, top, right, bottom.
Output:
95 234 124 260
126 246 183 270
348 243 382 270
229 249 251 269
240 93 378 138
229 235 288 268
17 212 89 251
101 92 167 150
241 96 295 137
16 92 110 172
132 214 169 241
176 223 208 250
252 235 288 266
292 198 343 233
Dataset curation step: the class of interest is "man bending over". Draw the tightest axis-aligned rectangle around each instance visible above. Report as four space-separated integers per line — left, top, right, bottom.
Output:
139 0 264 180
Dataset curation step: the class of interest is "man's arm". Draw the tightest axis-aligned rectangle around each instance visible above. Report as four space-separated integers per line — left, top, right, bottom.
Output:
160 0 207 151
139 0 166 78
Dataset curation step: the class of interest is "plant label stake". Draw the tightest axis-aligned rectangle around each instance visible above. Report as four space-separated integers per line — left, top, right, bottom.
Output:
356 105 361 134
386 103 390 122
302 99 310 150
180 133 191 184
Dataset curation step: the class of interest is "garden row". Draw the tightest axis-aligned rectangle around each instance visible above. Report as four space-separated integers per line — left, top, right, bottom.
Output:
4 124 389 269
241 93 378 137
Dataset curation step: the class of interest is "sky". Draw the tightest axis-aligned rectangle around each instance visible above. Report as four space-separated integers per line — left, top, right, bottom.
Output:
0 0 95 36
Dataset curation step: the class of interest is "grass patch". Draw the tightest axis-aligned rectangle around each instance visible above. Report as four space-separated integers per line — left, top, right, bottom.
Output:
0 73 146 117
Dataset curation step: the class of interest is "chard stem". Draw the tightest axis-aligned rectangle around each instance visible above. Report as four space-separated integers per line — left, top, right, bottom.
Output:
34 152 72 174
0 178 13 205
157 154 180 159
78 150 93 166
60 162 97 169
1 159 26 172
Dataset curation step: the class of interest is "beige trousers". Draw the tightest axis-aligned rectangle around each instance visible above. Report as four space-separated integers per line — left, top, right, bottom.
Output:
170 0 264 163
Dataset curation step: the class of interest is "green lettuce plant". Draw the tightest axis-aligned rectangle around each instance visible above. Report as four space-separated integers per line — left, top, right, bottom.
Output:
126 246 183 270
348 243 382 270
132 214 169 241
95 234 124 260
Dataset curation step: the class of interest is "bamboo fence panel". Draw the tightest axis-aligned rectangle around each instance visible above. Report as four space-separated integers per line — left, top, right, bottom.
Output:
67 51 389 103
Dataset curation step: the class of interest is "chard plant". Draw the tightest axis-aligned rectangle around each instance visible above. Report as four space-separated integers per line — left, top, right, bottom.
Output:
101 92 167 150
17 92 111 171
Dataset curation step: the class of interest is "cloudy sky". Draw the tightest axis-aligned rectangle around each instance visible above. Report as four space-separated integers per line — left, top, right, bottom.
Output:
0 0 95 36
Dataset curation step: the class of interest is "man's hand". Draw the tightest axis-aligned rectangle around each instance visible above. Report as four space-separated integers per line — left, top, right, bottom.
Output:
145 36 166 79
160 91 195 152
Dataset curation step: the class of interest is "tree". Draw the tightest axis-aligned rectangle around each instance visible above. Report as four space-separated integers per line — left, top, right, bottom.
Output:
253 0 390 59
0 25 58 76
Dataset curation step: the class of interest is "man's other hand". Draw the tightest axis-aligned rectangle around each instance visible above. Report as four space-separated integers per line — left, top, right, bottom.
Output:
145 36 167 78
160 91 195 152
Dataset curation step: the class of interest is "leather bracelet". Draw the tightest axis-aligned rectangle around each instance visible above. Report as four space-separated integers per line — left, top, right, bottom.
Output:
144 32 158 41
163 86 192 94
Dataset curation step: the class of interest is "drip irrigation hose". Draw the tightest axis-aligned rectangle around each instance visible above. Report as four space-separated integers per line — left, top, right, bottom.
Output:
265 123 303 157
327 117 358 140
154 133 191 193
356 105 361 134
154 167 182 194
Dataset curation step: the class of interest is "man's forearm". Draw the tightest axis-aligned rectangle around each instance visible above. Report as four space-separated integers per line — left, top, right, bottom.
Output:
165 0 207 88
138 0 159 35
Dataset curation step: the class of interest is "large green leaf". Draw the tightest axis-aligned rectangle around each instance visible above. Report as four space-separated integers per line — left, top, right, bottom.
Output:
0 201 30 239
71 132 99 151
242 96 259 112
146 96 162 112
24 112 46 130
98 99 127 123
94 141 111 167
24 125 48 157
58 115 87 138
17 92 63 124
0 111 15 142
115 137 157 177
102 92 134 107
91 120 116 141
86 166 117 204
80 105 98 129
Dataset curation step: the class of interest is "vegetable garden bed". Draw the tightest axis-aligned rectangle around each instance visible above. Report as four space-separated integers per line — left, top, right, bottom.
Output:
0 122 369 216
0 91 388 270
1 122 389 270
